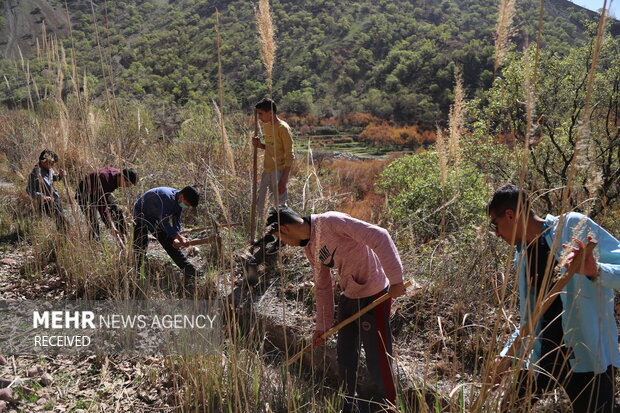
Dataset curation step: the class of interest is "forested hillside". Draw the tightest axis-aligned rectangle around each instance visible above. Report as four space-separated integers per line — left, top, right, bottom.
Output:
0 0 612 122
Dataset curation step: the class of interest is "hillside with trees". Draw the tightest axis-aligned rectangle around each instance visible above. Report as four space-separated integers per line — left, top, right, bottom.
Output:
0 0 614 123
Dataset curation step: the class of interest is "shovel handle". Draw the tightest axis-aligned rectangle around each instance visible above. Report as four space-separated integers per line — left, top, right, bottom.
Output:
287 280 412 366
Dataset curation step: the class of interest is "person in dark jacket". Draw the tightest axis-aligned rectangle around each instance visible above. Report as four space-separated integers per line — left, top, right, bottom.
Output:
26 149 67 231
76 167 138 240
133 186 200 277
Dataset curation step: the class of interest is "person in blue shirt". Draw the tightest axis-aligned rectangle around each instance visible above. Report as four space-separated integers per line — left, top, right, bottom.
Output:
26 149 67 232
487 184 620 413
133 186 200 277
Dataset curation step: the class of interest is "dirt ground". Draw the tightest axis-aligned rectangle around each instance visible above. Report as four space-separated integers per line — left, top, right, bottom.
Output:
1 234 618 412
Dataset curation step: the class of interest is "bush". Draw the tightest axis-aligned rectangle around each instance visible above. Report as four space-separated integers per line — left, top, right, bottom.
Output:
379 151 489 240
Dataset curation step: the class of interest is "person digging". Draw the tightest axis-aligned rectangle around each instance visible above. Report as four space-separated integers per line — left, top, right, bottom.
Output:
266 206 406 413
76 167 138 241
133 186 203 285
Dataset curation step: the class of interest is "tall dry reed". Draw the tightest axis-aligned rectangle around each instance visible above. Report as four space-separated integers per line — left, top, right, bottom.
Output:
448 68 464 167
256 0 277 95
215 9 236 174
574 1 608 207
494 0 516 73
436 126 448 188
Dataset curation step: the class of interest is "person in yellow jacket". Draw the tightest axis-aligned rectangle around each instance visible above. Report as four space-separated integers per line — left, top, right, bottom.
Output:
252 98 295 222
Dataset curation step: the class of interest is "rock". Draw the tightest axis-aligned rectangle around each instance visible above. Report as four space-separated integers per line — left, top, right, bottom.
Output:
0 388 14 403
0 400 6 413
185 246 199 257
0 259 17 267
40 373 53 386
26 366 43 377
36 397 47 405
19 385 34 395
0 356 6 366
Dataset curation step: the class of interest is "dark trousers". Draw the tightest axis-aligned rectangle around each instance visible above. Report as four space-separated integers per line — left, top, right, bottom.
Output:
337 289 396 412
133 216 196 277
511 347 616 413
37 199 67 232
77 192 126 239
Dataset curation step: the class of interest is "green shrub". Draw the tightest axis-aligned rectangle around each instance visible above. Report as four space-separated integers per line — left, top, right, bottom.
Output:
379 151 489 240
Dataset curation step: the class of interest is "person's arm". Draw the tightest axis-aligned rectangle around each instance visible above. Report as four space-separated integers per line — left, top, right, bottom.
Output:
99 193 116 230
52 168 65 181
26 167 42 200
252 136 266 150
160 208 182 238
305 248 334 346
561 214 620 290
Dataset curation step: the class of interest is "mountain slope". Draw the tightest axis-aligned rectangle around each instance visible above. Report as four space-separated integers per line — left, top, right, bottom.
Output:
0 0 612 122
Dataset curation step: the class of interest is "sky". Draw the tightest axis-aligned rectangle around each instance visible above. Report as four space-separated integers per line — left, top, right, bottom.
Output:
571 0 620 18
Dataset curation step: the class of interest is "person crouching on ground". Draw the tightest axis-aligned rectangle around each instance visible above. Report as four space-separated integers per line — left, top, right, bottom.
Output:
266 206 406 413
133 186 200 278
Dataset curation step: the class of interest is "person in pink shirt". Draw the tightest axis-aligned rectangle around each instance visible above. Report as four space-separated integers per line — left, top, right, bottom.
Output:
266 206 406 413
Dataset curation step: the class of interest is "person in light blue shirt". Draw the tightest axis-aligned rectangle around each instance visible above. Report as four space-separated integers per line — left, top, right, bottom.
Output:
487 183 620 412
133 186 200 278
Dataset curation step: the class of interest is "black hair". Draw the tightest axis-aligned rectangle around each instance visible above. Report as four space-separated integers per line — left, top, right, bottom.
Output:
255 98 277 114
122 168 138 185
266 206 303 232
180 186 200 207
487 183 532 217
39 149 59 163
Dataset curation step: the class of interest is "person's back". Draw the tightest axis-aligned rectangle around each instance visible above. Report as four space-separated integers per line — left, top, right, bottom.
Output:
78 167 121 198
303 211 402 326
134 187 178 223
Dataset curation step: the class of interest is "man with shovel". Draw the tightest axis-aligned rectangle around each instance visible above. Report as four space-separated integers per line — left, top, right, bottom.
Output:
266 206 406 413
487 184 620 412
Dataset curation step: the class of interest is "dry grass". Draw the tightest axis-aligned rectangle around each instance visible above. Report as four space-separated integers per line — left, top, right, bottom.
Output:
436 126 448 188
321 158 389 222
448 68 464 167
494 0 516 73
215 9 236 175
575 1 608 207
256 0 277 94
